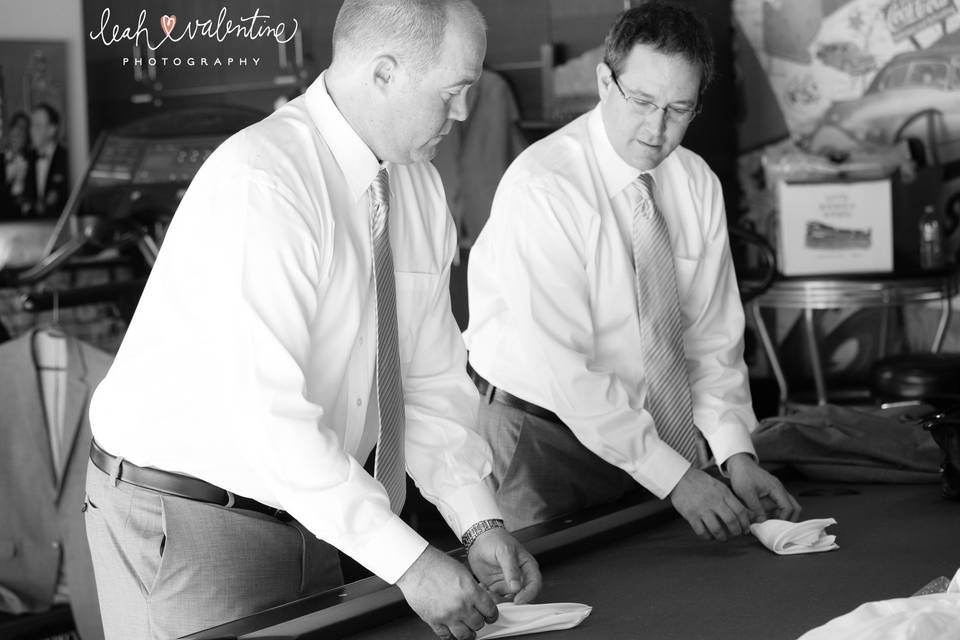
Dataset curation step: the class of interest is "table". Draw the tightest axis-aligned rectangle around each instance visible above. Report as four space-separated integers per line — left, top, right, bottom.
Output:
184 480 960 640
748 268 960 413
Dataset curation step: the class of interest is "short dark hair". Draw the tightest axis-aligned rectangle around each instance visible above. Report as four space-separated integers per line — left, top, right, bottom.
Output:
602 0 714 100
9 111 29 130
31 102 61 127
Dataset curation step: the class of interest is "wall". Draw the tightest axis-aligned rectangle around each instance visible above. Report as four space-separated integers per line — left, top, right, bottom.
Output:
0 0 88 185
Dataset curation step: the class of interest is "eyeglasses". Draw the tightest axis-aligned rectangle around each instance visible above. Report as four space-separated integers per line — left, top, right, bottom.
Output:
609 71 700 124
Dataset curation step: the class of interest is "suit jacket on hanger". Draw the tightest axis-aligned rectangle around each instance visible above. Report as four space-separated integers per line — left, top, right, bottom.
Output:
0 330 111 640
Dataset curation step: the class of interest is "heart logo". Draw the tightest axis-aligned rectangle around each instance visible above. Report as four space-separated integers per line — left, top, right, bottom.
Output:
160 14 176 36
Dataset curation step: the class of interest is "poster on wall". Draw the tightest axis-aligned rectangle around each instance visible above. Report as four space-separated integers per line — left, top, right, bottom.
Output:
736 0 960 144
735 0 960 243
0 40 70 221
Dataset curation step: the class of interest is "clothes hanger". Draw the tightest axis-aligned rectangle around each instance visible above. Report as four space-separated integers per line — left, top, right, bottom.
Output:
33 289 67 372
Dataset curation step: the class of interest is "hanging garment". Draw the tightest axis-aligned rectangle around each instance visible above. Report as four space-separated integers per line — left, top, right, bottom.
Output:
0 329 112 640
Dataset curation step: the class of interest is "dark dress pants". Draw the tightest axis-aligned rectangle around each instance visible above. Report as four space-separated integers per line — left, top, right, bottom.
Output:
476 398 650 530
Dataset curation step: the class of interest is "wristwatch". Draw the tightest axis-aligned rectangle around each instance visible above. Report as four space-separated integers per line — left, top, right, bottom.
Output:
461 518 505 552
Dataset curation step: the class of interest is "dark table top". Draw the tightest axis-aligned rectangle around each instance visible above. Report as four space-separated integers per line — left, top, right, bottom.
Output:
343 482 959 640
188 481 960 640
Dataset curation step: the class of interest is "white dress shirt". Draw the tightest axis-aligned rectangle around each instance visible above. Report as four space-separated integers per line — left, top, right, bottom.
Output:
465 107 757 500
90 72 501 584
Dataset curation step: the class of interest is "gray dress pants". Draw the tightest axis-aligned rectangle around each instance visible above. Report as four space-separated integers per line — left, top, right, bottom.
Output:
477 398 648 530
83 459 342 640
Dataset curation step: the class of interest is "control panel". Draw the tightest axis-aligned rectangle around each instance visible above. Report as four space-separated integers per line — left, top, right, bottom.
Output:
88 136 223 186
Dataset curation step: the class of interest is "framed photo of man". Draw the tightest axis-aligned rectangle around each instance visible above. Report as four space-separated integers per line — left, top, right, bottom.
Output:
0 40 70 221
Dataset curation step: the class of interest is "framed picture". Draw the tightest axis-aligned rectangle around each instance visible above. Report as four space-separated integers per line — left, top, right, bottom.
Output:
0 40 71 220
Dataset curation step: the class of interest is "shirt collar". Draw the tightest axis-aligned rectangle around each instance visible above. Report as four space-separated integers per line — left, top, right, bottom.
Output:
305 71 385 203
587 106 660 198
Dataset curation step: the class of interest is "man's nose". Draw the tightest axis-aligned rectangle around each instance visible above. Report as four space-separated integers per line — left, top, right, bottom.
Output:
642 107 668 137
449 91 470 122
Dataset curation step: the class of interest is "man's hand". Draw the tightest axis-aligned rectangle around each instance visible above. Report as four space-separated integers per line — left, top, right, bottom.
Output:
726 453 802 523
396 546 498 640
669 466 753 541
467 527 542 604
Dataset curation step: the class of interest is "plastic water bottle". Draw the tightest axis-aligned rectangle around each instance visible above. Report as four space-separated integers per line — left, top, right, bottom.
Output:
919 205 945 270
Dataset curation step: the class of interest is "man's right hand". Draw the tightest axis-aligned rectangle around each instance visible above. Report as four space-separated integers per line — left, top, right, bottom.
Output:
396 546 499 640
668 467 753 541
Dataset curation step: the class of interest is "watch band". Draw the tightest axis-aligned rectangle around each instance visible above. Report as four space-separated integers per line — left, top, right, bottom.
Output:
461 518 505 553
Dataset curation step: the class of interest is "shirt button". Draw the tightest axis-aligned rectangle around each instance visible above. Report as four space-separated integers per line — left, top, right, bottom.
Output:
51 541 61 549
358 337 364 346
356 398 362 407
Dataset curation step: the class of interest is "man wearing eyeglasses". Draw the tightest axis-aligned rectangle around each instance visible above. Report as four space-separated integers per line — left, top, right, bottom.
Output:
463 0 800 541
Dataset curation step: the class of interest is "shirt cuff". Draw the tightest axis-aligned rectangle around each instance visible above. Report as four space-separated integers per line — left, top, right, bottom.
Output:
629 440 692 499
344 513 430 585
432 480 503 538
709 429 758 476
717 450 759 477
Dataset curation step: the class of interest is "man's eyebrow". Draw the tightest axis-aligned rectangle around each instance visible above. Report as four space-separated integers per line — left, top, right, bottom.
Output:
445 78 475 89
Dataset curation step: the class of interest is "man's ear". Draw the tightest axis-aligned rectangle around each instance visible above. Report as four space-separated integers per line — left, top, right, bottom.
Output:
596 62 613 101
372 55 399 92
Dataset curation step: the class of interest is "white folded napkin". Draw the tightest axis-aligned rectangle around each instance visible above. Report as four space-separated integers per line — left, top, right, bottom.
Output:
477 602 592 639
750 518 839 555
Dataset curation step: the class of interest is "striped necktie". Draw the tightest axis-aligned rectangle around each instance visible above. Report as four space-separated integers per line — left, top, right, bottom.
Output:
630 173 707 467
369 168 406 513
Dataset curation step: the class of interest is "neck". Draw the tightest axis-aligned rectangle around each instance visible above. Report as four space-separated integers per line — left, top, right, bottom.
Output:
325 64 384 163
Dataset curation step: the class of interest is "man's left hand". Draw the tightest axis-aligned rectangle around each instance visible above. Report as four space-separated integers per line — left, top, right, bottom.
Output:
726 453 802 523
467 528 542 604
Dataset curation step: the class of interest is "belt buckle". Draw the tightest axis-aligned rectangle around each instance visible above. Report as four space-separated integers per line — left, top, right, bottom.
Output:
223 491 236 508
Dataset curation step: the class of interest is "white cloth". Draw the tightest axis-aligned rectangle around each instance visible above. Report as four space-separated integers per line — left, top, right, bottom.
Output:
465 106 757 499
89 71 501 584
797 567 960 639
477 602 592 639
750 518 839 555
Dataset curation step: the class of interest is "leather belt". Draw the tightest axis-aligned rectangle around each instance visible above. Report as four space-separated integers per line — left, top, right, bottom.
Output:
467 364 563 425
89 440 291 522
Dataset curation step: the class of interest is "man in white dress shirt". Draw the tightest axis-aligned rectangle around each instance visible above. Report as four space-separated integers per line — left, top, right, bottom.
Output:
465 1 801 540
84 2 540 639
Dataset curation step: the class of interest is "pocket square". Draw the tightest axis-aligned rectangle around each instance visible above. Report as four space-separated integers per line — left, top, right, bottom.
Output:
750 518 839 555
477 602 592 639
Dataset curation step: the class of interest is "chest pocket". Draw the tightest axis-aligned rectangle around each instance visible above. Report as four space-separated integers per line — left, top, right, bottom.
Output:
394 271 440 367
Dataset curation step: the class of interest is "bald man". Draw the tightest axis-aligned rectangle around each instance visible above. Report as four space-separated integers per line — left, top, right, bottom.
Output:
84 2 540 639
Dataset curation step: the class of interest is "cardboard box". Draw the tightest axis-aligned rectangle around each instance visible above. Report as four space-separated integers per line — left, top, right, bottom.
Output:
776 179 894 276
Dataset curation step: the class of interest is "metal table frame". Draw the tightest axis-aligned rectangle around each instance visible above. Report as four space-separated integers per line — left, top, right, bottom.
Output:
749 268 960 413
